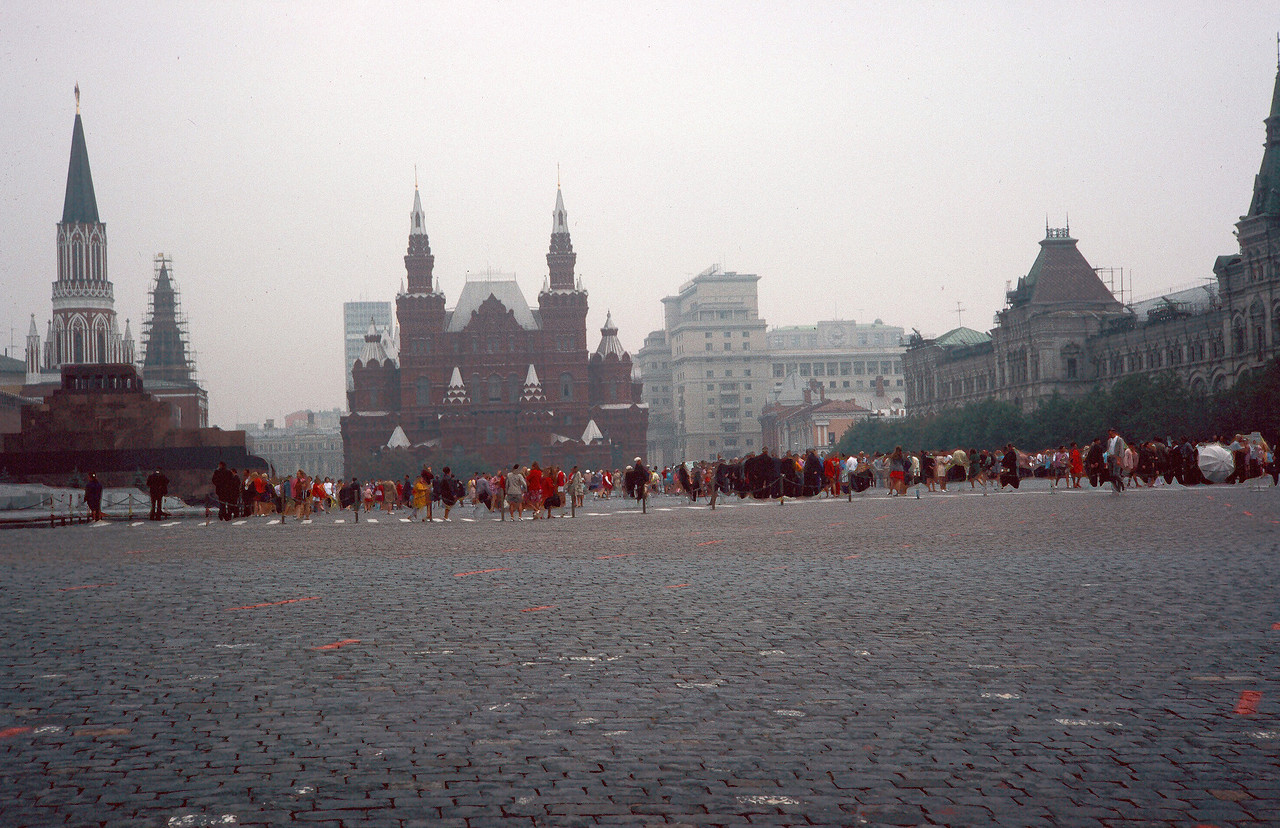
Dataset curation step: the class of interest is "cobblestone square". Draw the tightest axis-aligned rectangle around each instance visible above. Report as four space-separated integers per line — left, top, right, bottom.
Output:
2 483 1278 826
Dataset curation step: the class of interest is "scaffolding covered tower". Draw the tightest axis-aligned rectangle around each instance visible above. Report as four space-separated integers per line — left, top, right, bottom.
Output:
141 253 198 386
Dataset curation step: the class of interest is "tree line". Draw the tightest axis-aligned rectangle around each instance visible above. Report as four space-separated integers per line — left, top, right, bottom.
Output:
836 359 1280 454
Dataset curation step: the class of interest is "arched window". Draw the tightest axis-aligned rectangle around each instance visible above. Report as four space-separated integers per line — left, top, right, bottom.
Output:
488 374 503 402
72 326 85 364
415 377 431 406
1232 316 1246 355
560 372 573 400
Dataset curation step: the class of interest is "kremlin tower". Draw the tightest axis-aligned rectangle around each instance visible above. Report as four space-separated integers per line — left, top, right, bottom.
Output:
25 87 134 388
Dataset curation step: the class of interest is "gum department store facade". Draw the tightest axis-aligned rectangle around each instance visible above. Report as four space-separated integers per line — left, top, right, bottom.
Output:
905 60 1280 415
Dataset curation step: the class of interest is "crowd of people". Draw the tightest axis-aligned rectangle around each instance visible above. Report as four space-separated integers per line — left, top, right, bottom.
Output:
659 431 1277 501
206 460 653 522
195 431 1275 524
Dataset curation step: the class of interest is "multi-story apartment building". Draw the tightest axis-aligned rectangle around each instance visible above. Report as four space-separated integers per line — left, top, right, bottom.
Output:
635 329 676 468
650 266 770 462
244 417 345 480
765 319 907 412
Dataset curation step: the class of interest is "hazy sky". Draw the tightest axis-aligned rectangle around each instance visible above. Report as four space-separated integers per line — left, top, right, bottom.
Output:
3 2 1277 427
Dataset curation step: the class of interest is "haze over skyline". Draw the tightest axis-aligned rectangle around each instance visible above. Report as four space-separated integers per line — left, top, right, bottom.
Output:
2 2 1277 427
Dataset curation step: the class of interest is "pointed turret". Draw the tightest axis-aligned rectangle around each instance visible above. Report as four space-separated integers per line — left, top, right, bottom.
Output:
62 103 100 224
546 184 577 291
552 187 569 234
123 318 135 363
595 310 626 359
521 364 546 402
25 315 41 381
141 256 196 384
444 366 471 404
581 419 603 444
410 186 427 236
386 425 411 448
357 318 392 365
404 184 437 293
1247 59 1280 217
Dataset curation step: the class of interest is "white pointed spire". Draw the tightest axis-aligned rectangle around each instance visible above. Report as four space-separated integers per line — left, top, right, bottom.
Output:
581 419 603 444
542 276 550 293
410 186 427 236
552 187 569 234
386 425 411 448
444 366 470 405
602 310 616 330
28 314 38 337
520 363 546 403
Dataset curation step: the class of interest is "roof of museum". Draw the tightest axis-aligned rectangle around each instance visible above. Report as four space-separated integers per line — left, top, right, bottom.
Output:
447 278 539 332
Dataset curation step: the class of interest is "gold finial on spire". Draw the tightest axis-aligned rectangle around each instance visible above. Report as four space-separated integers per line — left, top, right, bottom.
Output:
414 163 418 190
74 83 80 113
557 162 561 190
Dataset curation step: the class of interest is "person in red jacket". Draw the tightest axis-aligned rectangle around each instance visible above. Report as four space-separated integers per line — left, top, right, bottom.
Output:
541 465 560 519
526 462 545 518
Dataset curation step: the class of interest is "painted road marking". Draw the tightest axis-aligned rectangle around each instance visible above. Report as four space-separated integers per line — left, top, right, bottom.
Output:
312 639 361 651
665 583 690 589
1054 718 1122 727
224 597 320 611
58 583 116 592
596 553 635 559
167 816 238 828
737 795 800 805
161 521 179 527
454 568 508 577
1233 691 1262 715
696 539 723 546
521 605 555 613
232 520 246 526
0 726 32 739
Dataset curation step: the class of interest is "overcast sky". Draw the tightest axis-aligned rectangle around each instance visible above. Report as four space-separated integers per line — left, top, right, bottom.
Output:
2 2 1277 427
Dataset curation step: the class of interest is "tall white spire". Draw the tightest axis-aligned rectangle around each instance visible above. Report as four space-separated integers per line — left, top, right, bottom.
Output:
410 186 427 236
552 187 569 234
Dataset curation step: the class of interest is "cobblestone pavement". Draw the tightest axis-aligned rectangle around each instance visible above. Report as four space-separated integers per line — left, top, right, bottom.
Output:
2 482 1278 827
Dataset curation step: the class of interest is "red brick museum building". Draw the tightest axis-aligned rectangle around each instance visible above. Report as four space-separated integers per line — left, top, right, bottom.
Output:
341 186 648 472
